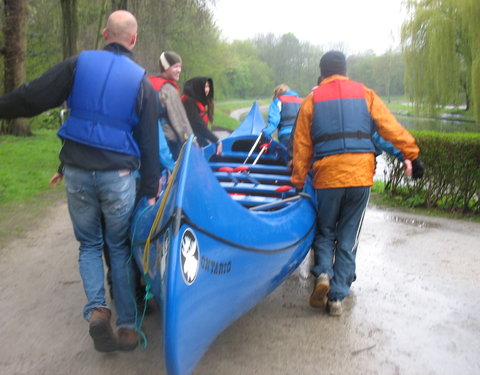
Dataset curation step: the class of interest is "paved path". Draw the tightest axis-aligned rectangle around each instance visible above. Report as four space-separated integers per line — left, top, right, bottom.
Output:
230 105 269 121
1 198 479 375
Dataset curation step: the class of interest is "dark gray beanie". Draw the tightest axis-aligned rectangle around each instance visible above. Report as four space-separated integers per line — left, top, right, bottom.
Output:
319 50 347 78
159 51 182 72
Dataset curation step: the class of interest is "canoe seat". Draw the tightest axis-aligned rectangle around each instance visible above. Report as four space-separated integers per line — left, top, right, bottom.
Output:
214 171 291 185
210 159 295 209
220 182 296 197
216 150 281 164
210 162 291 175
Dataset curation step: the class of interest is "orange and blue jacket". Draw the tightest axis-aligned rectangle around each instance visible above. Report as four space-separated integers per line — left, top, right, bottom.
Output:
291 75 420 189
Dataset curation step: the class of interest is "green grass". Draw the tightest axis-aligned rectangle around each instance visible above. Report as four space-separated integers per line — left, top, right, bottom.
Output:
213 108 239 130
0 129 60 205
0 128 63 245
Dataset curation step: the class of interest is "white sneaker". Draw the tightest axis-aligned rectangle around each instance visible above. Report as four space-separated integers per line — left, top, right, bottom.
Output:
327 300 343 316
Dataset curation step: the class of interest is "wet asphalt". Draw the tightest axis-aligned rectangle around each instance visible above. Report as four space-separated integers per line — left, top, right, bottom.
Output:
0 199 479 375
192 207 480 375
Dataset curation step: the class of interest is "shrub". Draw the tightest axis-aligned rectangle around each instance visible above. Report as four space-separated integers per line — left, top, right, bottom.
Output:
384 131 480 214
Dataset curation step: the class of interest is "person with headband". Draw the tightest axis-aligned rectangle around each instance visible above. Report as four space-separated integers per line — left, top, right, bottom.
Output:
149 51 193 161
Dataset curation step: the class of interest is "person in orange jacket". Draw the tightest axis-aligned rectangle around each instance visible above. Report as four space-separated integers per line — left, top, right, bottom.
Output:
291 50 424 316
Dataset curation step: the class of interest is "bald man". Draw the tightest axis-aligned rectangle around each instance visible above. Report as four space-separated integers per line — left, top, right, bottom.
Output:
0 10 161 352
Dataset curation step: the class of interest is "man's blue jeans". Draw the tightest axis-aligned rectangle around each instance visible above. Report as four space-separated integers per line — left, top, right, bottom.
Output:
311 186 370 301
63 166 137 328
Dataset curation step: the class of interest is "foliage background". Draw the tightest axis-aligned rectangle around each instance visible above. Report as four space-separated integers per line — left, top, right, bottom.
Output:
0 0 406 101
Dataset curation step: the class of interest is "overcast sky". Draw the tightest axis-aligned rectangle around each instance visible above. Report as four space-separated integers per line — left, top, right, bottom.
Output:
213 0 408 55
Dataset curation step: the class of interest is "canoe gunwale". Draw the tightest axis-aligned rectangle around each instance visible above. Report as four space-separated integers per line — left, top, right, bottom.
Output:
179 209 316 253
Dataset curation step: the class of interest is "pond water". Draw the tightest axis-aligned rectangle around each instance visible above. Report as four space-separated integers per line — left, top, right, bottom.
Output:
397 115 479 133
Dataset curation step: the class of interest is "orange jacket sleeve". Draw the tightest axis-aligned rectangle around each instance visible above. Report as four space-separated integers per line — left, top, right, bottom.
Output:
291 93 314 189
365 88 420 161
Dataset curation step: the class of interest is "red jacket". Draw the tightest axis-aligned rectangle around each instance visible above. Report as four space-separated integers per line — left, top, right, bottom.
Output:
149 76 180 93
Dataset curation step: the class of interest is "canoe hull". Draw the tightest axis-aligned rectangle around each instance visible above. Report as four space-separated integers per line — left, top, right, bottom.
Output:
130 104 316 375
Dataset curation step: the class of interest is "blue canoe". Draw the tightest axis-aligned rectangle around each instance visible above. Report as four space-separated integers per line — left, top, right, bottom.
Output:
130 102 316 375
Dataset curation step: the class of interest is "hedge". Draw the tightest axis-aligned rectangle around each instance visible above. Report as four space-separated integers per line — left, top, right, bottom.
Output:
383 130 480 214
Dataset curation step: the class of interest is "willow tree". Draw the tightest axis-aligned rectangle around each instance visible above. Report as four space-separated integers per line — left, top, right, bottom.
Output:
461 0 480 122
401 0 480 122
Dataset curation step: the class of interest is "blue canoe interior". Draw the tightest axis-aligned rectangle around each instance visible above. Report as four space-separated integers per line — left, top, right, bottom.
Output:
130 102 316 375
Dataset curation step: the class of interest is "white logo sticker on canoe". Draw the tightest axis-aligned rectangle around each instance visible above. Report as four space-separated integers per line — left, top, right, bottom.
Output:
180 228 199 285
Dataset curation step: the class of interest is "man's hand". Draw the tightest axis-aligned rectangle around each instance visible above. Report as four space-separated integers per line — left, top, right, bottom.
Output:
403 159 412 176
147 197 156 205
49 172 63 187
215 141 223 156
412 158 425 179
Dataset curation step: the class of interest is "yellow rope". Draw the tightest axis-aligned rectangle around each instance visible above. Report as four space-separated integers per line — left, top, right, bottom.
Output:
142 144 185 275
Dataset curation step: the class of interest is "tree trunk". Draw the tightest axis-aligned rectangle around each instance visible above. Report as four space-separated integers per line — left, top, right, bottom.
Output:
95 0 109 50
111 0 128 10
1 0 32 136
60 0 79 59
471 57 480 122
96 1 132 49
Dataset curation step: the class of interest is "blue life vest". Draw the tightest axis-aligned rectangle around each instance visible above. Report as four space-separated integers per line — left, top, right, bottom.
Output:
58 50 145 157
311 79 376 159
278 94 302 136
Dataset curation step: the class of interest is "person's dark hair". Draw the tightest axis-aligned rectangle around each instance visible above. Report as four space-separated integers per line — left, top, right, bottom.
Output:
183 77 215 122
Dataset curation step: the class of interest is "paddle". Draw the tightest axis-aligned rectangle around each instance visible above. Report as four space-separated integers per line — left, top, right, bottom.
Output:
243 133 263 164
252 140 272 166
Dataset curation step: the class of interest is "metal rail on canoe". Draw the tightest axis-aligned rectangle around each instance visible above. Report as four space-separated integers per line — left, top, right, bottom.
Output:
249 192 312 211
